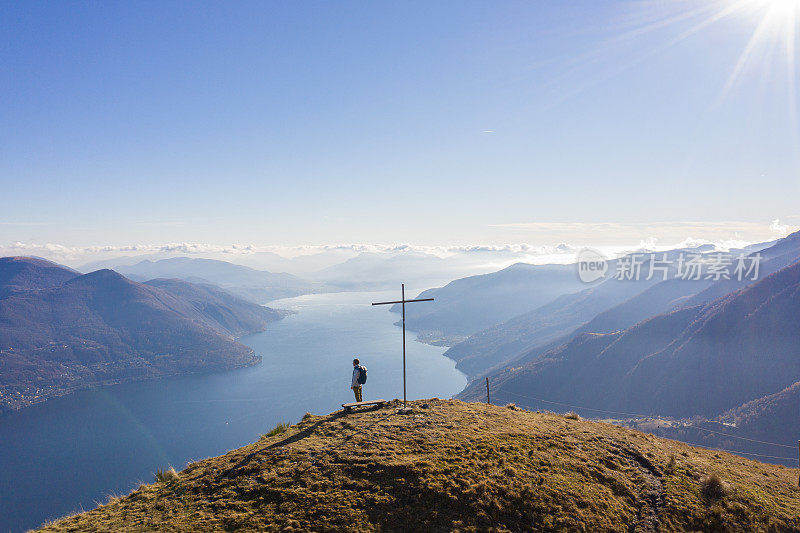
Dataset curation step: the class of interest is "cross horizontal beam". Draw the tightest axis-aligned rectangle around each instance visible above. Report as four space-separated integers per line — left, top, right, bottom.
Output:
371 298 434 306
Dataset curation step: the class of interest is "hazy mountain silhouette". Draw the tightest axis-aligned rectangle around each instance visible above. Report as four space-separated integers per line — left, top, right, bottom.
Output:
393 263 590 344
442 249 719 377
312 251 452 291
680 230 800 308
143 278 290 337
0 262 285 412
79 253 174 272
81 249 364 277
114 257 318 303
443 237 791 379
459 255 800 420
395 243 768 347
518 233 800 364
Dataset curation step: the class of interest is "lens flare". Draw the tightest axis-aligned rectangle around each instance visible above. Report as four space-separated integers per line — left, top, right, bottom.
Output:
597 0 800 153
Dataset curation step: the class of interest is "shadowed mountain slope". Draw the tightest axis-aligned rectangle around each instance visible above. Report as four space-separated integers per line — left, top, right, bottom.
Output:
444 275 713 379
0 269 283 412
394 263 588 345
442 249 717 378
446 233 800 380
439 275 661 378
459 258 800 420
719 380 800 448
38 400 800 532
144 278 289 337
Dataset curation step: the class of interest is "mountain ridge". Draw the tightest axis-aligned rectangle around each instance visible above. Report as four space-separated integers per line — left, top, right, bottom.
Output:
0 256 80 299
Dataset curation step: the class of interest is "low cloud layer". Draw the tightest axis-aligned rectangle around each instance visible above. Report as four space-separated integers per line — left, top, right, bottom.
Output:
490 219 797 246
0 241 580 264
2 219 795 270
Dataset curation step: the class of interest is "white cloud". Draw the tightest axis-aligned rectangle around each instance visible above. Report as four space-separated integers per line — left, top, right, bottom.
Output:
0 242 259 262
4 219 796 269
489 220 799 247
0 240 587 267
769 219 790 236
637 237 659 252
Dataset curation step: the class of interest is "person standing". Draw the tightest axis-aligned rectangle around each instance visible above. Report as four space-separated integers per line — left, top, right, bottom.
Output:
351 358 365 402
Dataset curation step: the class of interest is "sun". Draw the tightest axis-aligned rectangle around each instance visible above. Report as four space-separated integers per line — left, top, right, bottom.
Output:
718 0 799 94
745 0 800 30
603 0 800 150
762 0 800 15
621 0 800 101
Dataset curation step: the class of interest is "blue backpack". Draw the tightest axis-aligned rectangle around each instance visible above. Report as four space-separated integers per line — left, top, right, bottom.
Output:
357 365 367 385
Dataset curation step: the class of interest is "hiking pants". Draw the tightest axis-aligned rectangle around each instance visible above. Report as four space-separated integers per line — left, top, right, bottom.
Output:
353 386 362 402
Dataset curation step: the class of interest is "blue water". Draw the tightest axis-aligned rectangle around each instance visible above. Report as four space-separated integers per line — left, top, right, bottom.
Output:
0 291 466 532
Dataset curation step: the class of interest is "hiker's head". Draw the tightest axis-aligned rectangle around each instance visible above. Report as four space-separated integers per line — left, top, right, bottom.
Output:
353 358 360 366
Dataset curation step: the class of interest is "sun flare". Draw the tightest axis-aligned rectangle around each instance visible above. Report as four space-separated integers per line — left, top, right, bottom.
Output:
614 0 800 137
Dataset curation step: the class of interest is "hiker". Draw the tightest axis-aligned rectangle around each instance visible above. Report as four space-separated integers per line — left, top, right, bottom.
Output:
351 358 366 402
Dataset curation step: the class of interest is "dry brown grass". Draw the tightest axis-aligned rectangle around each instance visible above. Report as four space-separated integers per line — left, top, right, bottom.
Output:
666 453 677 475
154 467 178 483
701 472 729 501
37 399 800 532
261 421 291 438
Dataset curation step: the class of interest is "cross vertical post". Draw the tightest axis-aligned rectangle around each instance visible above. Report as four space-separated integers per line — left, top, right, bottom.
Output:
402 284 406 408
372 284 434 411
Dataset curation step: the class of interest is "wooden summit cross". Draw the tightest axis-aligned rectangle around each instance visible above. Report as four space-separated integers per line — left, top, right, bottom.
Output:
372 284 433 411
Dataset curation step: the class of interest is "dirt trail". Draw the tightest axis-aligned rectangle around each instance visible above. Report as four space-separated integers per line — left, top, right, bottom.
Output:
620 447 665 532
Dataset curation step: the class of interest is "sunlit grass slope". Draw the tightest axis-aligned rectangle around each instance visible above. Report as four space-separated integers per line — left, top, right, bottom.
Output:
38 399 800 532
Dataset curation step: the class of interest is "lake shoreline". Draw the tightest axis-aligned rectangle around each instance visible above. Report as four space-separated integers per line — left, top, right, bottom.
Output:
0 351 264 416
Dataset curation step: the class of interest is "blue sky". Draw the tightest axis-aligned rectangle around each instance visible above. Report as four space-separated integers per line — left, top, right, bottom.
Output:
2 1 799 253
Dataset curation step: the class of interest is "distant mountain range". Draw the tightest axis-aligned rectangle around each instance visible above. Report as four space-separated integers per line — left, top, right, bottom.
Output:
392 263 591 345
0 258 286 413
441 239 786 379
80 247 577 295
458 231 800 429
394 243 756 351
93 253 479 301
80 249 362 277
442 249 716 377
311 251 455 291
110 257 321 303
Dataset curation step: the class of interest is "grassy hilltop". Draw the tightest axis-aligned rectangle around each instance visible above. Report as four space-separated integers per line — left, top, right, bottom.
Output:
39 400 800 532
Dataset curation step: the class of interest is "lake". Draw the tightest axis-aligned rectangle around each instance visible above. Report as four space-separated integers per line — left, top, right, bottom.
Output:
0 290 466 532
